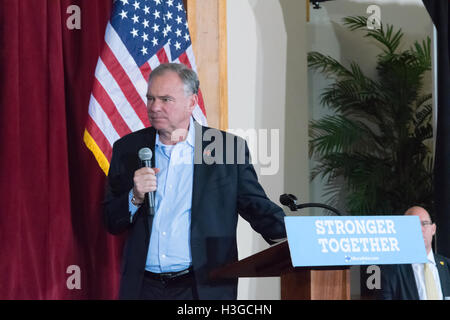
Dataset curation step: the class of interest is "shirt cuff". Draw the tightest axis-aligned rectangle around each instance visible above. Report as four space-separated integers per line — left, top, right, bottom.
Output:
129 189 140 223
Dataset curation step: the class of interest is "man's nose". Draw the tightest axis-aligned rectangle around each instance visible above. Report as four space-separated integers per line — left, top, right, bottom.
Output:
148 99 160 112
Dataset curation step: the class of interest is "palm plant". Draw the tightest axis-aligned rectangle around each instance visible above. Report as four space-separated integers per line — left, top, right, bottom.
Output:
308 16 433 215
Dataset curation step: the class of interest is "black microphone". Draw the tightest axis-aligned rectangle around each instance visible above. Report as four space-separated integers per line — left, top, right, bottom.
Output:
279 193 342 216
138 147 155 215
280 194 299 211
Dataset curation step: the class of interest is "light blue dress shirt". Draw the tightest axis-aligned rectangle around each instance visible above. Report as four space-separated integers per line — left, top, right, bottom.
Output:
129 117 195 273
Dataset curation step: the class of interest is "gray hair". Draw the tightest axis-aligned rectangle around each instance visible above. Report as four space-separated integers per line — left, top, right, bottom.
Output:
148 63 200 95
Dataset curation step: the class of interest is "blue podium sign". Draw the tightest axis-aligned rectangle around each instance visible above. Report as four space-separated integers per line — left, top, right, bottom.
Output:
285 216 427 267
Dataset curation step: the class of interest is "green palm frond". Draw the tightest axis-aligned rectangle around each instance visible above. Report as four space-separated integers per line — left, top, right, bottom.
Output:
308 52 353 79
415 124 434 142
310 115 380 156
411 37 432 70
343 16 403 54
414 103 432 127
320 79 384 117
415 93 433 109
342 16 367 31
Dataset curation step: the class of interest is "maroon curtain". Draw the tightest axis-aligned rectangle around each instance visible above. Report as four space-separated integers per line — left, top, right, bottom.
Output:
0 0 124 299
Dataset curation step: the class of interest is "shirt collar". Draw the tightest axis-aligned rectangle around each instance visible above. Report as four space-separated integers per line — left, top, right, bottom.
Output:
155 117 195 148
427 250 436 266
186 116 195 148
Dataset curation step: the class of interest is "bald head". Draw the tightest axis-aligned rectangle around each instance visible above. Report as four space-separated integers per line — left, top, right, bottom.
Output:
405 206 431 220
405 206 435 254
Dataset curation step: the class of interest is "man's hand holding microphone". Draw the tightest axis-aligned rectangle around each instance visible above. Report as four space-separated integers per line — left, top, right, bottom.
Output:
131 147 159 216
132 167 160 205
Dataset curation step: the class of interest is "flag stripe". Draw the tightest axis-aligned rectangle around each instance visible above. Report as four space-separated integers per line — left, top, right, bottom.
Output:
185 46 197 71
85 116 112 162
105 22 148 100
157 46 170 64
100 43 150 127
95 58 146 131
177 51 192 69
196 90 207 119
88 95 121 146
91 78 132 137
83 128 110 176
87 118 112 161
148 53 161 72
140 62 151 82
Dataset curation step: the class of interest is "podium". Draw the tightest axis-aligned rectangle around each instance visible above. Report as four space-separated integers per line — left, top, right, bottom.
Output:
209 241 350 300
210 215 428 300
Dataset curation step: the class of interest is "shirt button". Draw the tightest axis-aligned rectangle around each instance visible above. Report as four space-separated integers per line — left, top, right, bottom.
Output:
169 185 173 189
162 232 166 236
162 254 166 259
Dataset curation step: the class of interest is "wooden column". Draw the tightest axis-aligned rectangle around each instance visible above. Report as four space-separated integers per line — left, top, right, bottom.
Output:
185 0 228 131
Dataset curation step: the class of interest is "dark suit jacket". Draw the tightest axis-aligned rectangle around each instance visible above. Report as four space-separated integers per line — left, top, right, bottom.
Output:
380 253 450 300
103 122 287 300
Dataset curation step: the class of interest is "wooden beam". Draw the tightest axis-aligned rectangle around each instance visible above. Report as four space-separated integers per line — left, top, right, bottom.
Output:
186 0 228 130
218 0 228 130
306 0 310 22
186 0 197 51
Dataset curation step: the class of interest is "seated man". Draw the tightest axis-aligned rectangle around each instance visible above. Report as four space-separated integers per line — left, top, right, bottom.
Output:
380 206 450 300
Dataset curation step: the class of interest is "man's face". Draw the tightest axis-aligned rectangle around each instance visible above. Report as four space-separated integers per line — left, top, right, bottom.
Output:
146 71 197 137
405 207 436 253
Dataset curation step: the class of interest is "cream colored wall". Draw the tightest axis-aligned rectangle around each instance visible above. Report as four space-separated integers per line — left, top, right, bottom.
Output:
227 0 309 300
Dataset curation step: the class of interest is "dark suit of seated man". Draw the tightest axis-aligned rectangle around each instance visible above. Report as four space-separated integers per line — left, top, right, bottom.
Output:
103 63 287 300
380 206 450 300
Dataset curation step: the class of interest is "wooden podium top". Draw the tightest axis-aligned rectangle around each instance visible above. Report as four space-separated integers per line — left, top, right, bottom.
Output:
210 240 349 280
210 240 292 280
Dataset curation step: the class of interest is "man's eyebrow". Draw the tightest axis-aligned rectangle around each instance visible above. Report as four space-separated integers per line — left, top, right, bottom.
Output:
146 94 174 99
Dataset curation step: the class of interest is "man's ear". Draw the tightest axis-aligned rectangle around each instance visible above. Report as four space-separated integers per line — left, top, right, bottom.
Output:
431 223 437 237
188 93 198 112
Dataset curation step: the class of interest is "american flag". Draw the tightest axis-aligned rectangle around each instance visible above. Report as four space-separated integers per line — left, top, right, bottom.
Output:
84 0 207 175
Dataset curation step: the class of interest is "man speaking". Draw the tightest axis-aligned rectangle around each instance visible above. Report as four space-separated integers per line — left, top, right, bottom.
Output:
103 63 286 300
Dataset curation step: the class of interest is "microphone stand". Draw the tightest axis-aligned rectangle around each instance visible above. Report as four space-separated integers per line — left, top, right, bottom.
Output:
280 194 343 216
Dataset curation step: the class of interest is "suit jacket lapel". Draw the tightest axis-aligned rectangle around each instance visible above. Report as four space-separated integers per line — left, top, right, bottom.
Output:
404 264 420 300
146 127 156 168
192 122 206 220
435 254 450 297
191 122 221 224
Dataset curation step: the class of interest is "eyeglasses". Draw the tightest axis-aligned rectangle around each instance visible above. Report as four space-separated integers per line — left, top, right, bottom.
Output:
421 221 434 227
